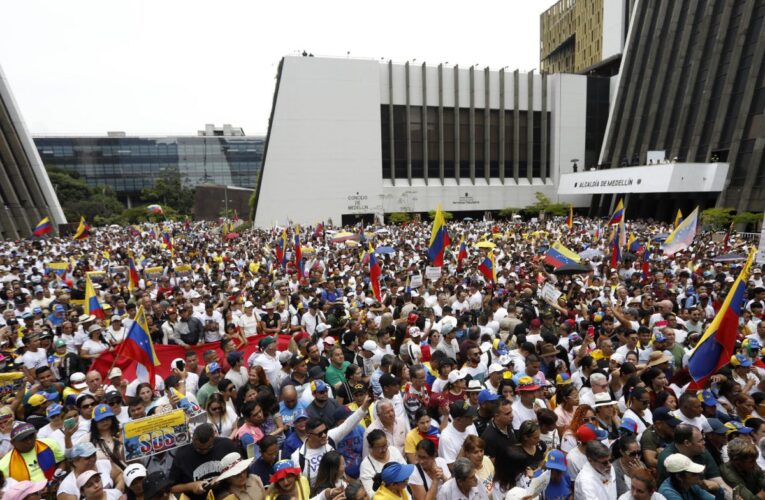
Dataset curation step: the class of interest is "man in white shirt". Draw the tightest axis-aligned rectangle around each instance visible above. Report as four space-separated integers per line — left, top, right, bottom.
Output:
574 441 617 500
672 392 712 433
511 377 540 430
439 401 478 465
247 336 282 392
236 301 260 337
197 303 224 343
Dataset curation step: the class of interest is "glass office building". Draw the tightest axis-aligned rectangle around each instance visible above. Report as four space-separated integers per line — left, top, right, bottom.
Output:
33 132 265 203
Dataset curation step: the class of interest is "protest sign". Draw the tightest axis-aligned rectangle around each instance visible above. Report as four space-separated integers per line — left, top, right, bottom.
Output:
0 373 24 402
143 266 165 280
45 262 68 276
122 409 190 461
409 273 423 289
174 264 192 277
540 283 562 304
86 271 106 283
425 266 442 281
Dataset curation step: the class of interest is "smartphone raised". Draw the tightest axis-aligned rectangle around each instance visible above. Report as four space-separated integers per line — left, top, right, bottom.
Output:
64 417 77 430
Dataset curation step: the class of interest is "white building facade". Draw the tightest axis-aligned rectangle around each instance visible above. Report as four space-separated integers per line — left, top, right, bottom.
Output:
254 56 589 227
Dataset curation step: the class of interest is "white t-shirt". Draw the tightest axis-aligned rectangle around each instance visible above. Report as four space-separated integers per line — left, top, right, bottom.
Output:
438 423 478 463
408 457 452 489
57 459 113 497
512 400 538 430
671 410 712 433
359 446 406 498
81 339 108 356
21 348 48 370
36 425 65 450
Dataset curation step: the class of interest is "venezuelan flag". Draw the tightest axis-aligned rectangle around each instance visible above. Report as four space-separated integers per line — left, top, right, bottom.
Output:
294 226 304 278
128 257 140 291
674 209 683 228
116 305 160 389
544 242 581 269
84 276 105 319
688 250 755 389
368 243 382 302
478 253 496 284
427 205 451 266
566 205 573 229
33 217 53 237
627 233 644 253
610 223 623 268
457 236 468 270
275 229 288 269
72 217 91 240
662 206 698 256
608 199 624 225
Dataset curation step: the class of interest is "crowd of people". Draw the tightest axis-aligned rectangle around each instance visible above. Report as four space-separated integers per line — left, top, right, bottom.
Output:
0 215 764 500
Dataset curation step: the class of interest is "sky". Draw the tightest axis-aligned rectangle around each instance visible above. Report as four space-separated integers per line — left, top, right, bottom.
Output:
1 1 553 137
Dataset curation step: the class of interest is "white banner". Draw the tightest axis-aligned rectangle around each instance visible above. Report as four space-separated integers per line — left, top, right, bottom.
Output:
425 266 442 281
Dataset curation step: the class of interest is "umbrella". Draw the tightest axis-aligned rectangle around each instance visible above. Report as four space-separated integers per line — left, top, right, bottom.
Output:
712 252 746 262
474 241 496 249
579 248 603 259
552 262 591 275
375 246 395 255
147 204 163 215
225 232 240 240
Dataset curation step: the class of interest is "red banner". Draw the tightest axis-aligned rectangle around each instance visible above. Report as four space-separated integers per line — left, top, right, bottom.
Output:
91 334 292 381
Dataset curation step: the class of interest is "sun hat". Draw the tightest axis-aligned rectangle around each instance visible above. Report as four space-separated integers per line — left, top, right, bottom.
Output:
593 392 618 407
270 459 302 484
664 453 705 474
215 452 255 483
381 462 415 484
76 470 101 490
516 376 541 392
3 480 47 500
123 463 147 488
544 449 568 472
447 369 467 385
646 351 673 367
466 380 483 392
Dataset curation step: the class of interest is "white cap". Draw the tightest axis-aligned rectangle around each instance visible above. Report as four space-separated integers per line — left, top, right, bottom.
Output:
408 327 422 338
323 336 336 346
107 368 122 379
447 369 466 385
488 363 505 376
76 470 101 490
244 301 254 308
362 340 378 352
664 453 705 474
123 463 147 487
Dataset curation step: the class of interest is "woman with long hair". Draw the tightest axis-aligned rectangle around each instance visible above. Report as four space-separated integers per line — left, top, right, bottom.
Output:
513 421 547 470
76 403 125 469
235 383 261 416
266 459 310 500
336 364 363 405
497 379 516 401
75 470 124 500
491 446 532 499
134 383 154 411
311 451 347 499
403 408 440 464
612 435 648 497
206 393 236 438
249 365 274 397
409 439 450 500
618 469 661 500
560 404 596 453
640 368 674 411
553 384 579 432
461 436 494 496
218 378 240 416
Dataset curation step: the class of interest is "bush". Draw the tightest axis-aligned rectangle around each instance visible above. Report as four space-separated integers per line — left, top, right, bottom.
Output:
701 207 734 229
523 192 569 217
389 212 411 224
733 211 762 230
427 210 454 221
120 205 180 224
498 208 522 219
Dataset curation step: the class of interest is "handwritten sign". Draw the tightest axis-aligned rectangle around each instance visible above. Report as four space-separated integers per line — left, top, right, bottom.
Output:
425 267 442 281
122 409 190 461
540 283 562 304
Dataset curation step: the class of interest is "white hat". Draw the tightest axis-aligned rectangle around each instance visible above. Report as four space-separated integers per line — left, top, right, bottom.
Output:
447 369 466 385
323 336 336 346
664 453 705 474
123 463 147 487
215 452 254 483
362 340 378 352
316 323 329 334
480 341 492 353
76 470 101 490
593 392 618 407
409 327 422 338
504 487 532 500
488 363 506 376
108 368 122 379
70 372 87 390
244 301 254 308
466 380 482 392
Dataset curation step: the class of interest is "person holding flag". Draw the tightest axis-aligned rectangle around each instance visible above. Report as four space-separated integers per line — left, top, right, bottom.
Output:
72 216 91 240
457 236 468 271
428 204 451 266
478 251 496 285
113 305 161 389
368 243 382 302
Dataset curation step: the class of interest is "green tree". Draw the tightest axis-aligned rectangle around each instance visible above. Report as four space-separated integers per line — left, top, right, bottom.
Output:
248 191 258 221
701 207 734 229
141 169 194 215
427 210 454 221
523 192 569 216
733 211 762 230
389 212 411 224
46 167 123 222
498 208 522 219
120 205 180 224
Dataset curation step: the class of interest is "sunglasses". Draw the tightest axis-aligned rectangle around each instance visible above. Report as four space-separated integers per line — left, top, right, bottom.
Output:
80 403 95 409
310 429 328 437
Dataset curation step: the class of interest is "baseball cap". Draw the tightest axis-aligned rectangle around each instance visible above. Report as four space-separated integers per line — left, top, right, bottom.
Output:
92 404 114 422
652 407 682 427
362 340 378 352
724 421 753 436
707 418 727 435
381 462 415 484
123 463 147 488
619 418 638 434
447 369 467 385
27 393 47 407
731 354 753 367
293 409 309 422
488 363 505 376
478 389 499 404
227 351 243 365
259 336 276 350
46 403 63 418
697 390 718 407
555 373 572 385
333 406 352 422
530 318 541 328
2 480 47 500
54 339 66 349
664 453 705 474
11 422 35 441
68 442 97 459
205 362 221 374
311 380 328 393
70 371 87 390
544 450 567 472
76 470 101 490
352 383 367 394
449 400 477 419
575 423 608 442
142 471 173 500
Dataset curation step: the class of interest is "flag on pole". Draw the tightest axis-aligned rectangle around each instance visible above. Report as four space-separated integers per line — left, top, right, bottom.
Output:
33 217 53 237
294 226 304 278
128 257 140 291
566 205 573 229
543 242 581 268
722 221 734 253
674 209 683 228
688 250 755 389
275 229 288 269
662 207 699 256
72 217 91 240
427 205 451 266
478 252 496 284
457 236 468 271
115 305 160 389
627 233 644 253
608 199 624 225
84 276 105 320
368 243 382 302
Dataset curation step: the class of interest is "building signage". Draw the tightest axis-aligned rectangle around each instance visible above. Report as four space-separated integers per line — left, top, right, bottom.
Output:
347 192 369 211
452 192 480 206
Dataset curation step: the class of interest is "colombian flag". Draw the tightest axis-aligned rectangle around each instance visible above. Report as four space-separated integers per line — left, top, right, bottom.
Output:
688 250 755 389
478 252 496 284
544 242 581 269
368 243 382 302
457 236 468 271
608 199 624 225
84 276 105 319
116 305 160 389
73 217 91 240
33 217 53 237
427 205 451 266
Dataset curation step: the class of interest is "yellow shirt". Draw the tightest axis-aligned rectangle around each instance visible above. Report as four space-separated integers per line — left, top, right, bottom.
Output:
0 438 65 482
373 485 409 500
404 428 422 455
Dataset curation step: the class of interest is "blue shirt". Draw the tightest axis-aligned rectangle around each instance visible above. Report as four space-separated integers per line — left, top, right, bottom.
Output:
544 472 571 500
282 432 304 459
334 424 365 479
279 400 308 430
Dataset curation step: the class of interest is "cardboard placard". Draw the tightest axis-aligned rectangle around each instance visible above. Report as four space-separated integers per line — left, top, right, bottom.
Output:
143 266 165 280
540 283 562 304
122 409 190 462
425 266 442 281
409 274 423 289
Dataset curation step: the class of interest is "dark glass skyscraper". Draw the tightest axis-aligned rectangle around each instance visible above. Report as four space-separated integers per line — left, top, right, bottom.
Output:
34 131 264 203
